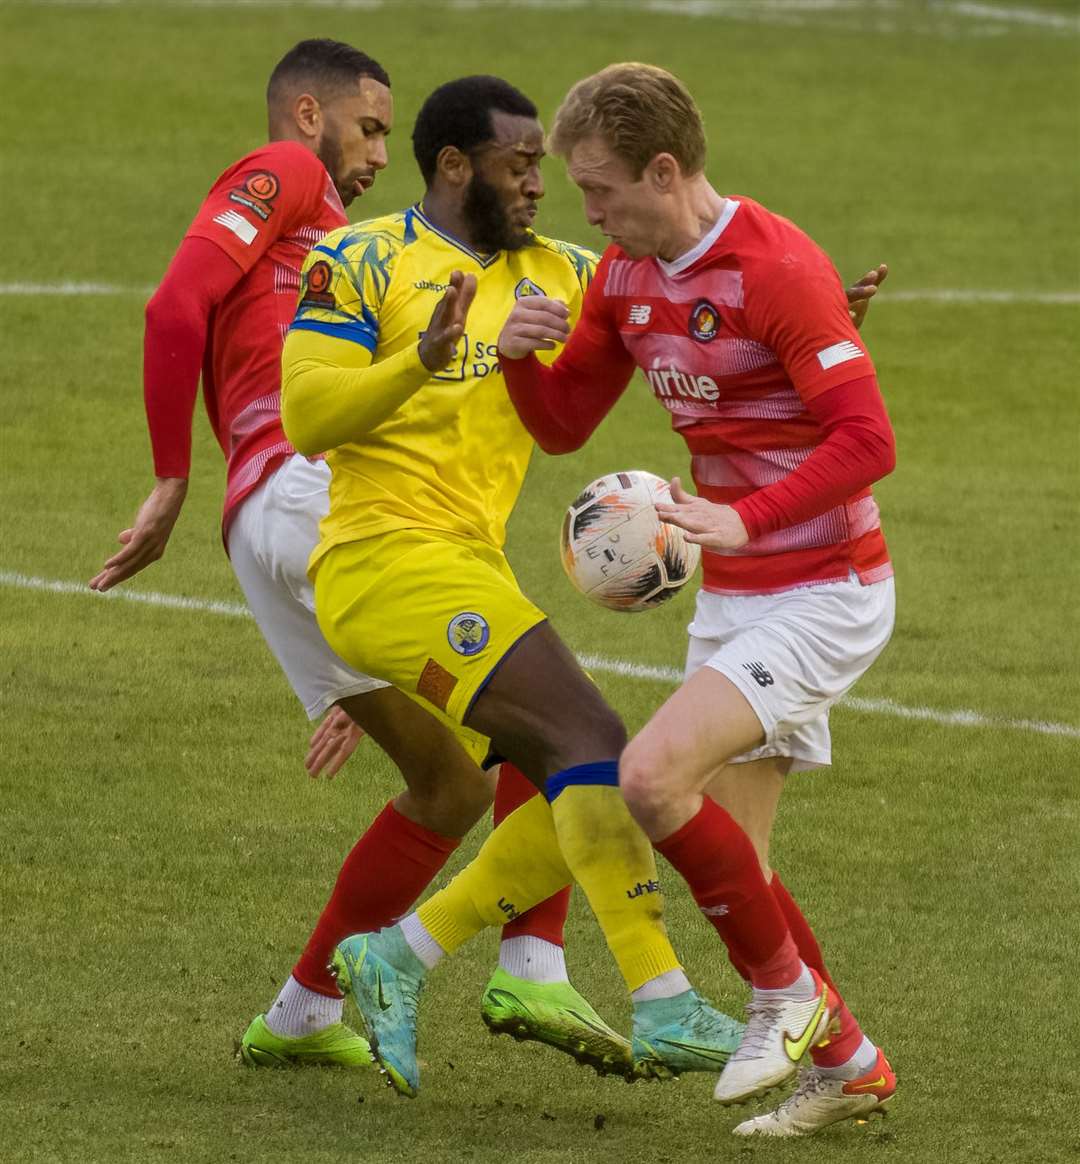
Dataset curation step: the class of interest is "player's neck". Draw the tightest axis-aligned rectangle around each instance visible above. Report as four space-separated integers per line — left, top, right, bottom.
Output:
419 191 492 257
267 122 315 153
656 179 727 264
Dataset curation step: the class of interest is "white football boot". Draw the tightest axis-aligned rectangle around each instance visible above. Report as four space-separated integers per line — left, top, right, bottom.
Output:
733 1047 896 1136
713 968 834 1104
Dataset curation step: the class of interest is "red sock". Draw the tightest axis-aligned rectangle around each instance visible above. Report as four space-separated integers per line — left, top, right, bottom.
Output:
654 797 800 989
770 874 864 1066
293 802 459 996
493 763 571 946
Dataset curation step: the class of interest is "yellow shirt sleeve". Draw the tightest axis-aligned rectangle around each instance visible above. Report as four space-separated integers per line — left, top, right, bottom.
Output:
280 329 429 456
282 223 432 455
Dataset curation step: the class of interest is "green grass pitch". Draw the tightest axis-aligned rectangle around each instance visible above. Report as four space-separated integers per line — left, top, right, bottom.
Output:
1 2 1078 1161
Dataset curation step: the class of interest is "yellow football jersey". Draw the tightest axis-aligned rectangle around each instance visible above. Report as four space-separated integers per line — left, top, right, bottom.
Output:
283 204 596 566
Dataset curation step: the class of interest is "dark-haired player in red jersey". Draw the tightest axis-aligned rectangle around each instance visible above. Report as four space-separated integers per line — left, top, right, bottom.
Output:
89 40 598 1074
497 63 897 1136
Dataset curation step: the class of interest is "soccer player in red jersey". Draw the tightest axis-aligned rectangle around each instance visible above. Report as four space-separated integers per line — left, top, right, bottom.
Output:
497 64 897 1136
88 40 588 1072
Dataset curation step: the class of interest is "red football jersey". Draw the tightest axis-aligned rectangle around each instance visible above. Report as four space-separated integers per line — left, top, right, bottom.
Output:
185 140 347 524
588 197 892 595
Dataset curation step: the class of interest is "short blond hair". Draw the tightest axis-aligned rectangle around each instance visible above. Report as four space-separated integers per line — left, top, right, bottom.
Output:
549 63 706 178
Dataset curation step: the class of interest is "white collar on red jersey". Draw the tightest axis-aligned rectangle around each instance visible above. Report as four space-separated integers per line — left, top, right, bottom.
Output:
656 197 741 278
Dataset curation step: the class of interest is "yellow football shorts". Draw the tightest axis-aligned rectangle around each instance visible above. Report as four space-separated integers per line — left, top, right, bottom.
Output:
313 529 548 736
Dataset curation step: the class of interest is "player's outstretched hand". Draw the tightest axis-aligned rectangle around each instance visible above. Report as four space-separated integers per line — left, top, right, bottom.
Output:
654 476 750 551
305 704 365 779
419 270 477 372
846 263 889 330
89 477 188 591
497 296 571 360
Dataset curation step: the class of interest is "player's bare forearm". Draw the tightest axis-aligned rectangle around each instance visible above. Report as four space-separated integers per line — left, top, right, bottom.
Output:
89 476 188 591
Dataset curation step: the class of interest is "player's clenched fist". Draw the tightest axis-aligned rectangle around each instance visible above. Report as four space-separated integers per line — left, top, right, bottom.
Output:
419 269 477 372
497 296 571 360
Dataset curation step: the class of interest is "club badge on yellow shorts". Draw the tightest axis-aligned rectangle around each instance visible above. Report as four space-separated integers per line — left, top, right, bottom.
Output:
447 612 490 656
313 530 546 728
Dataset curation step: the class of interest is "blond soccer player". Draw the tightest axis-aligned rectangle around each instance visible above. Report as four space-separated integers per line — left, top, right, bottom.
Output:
497 64 897 1137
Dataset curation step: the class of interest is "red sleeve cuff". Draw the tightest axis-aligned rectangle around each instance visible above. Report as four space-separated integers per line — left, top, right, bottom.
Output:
729 375 895 538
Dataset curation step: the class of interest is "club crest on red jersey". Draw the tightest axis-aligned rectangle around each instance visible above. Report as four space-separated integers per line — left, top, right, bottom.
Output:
689 299 721 342
229 170 280 221
300 260 335 309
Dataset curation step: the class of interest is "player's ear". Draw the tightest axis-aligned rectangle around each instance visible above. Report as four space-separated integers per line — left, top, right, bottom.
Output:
435 145 472 189
645 152 679 194
292 92 322 142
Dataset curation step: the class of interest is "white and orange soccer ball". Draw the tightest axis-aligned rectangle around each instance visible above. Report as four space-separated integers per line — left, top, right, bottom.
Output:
560 470 701 612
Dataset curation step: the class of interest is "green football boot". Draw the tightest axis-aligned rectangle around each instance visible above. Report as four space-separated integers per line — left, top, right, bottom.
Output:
481 968 635 1080
333 928 425 1098
632 989 745 1079
239 1013 374 1069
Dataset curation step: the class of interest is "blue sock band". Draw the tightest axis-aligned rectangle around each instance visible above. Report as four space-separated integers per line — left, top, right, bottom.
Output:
545 759 619 803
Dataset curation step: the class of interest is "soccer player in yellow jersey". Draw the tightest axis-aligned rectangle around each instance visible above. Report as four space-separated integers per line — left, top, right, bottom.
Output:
281 76 745 1097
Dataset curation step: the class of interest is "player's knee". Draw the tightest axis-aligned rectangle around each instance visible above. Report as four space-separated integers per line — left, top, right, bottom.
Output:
618 737 674 827
398 752 444 801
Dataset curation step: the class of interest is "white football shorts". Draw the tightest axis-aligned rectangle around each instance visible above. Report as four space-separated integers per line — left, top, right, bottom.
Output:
685 574 896 771
227 454 389 719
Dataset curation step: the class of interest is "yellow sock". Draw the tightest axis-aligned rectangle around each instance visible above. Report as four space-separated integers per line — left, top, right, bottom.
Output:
549 781 681 991
417 794 571 953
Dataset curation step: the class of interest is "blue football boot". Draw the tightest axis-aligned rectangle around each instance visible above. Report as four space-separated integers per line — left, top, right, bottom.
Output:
334 927 426 1097
632 989 745 1079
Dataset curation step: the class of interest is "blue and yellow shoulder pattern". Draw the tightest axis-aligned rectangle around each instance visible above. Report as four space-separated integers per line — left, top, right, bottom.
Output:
291 210 415 352
525 233 599 295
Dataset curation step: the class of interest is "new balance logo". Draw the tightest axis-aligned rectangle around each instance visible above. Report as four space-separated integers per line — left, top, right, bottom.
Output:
628 304 651 325
700 903 729 917
626 879 661 899
497 896 520 921
742 661 774 687
212 210 257 246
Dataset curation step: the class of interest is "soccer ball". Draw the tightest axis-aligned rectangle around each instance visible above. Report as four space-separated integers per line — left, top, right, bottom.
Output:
560 470 701 612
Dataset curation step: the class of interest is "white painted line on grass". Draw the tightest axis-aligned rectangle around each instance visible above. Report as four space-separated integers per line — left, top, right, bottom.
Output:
0 282 156 296
2 570 252 619
18 0 1080 33
4 282 1078 306
4 569 1078 741
841 695 1080 739
944 2 1080 32
577 653 683 685
886 289 1080 305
